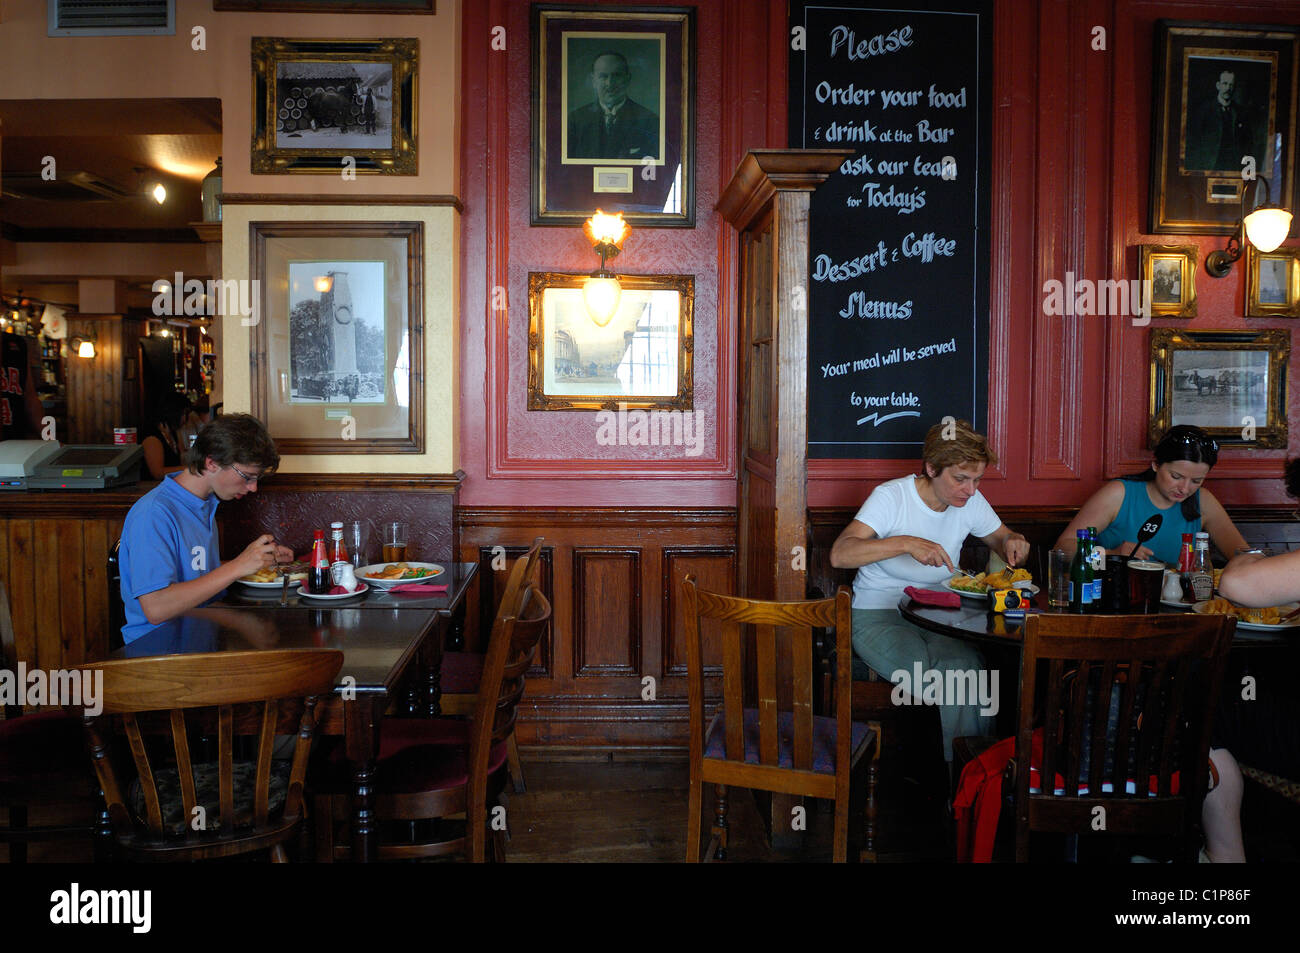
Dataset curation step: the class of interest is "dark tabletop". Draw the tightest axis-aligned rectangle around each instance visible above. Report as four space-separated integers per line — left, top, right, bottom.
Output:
899 595 1298 649
216 561 477 614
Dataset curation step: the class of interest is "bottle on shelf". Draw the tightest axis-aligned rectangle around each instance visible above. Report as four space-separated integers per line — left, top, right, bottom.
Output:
1069 529 1094 613
1189 532 1214 602
308 530 330 594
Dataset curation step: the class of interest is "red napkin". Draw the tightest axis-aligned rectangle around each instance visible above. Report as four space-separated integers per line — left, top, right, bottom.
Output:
388 583 449 594
904 586 962 608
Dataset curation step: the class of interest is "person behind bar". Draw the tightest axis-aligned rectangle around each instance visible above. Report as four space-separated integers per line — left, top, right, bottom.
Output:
1053 425 1249 564
139 391 194 480
830 418 1030 761
117 414 291 644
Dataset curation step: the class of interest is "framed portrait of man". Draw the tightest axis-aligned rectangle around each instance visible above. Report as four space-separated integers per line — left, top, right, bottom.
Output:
532 6 695 227
1149 20 1299 234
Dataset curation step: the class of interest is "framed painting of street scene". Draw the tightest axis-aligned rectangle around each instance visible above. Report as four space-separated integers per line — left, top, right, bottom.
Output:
1149 328 1288 448
251 222 424 454
251 37 418 174
531 6 694 226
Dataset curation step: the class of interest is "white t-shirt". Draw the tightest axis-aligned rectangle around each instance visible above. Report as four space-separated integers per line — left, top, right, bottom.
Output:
849 474 1002 609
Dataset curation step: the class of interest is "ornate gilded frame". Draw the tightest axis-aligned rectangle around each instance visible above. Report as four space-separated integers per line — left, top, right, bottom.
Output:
1139 243 1198 317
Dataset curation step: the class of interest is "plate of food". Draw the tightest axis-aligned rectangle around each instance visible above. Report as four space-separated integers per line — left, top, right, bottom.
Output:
237 561 309 588
1193 598 1300 631
296 583 370 601
944 568 1037 600
356 562 446 589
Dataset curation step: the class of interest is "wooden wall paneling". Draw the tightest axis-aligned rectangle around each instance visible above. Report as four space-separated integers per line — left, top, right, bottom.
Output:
83 518 111 662
661 547 736 680
56 520 86 666
32 519 61 669
475 543 554 676
5 521 37 674
571 549 641 679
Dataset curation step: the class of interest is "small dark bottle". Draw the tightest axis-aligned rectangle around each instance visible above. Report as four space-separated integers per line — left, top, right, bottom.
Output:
308 529 330 594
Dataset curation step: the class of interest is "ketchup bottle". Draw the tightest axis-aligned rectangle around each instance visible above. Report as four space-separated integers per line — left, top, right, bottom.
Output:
309 530 329 594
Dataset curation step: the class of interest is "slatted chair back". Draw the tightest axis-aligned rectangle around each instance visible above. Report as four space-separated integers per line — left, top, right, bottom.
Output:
76 648 342 861
1014 612 1234 862
683 575 870 861
465 584 552 860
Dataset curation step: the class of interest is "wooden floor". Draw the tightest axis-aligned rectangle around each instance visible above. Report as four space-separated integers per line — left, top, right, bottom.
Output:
4 753 1298 862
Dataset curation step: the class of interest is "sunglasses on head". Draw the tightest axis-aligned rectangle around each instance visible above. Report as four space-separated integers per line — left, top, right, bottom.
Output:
1162 428 1219 460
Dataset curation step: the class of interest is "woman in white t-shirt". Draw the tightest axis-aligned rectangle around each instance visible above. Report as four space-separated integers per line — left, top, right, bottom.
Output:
830 419 1029 761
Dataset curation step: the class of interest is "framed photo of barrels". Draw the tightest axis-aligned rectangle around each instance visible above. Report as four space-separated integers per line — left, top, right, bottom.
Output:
1148 328 1289 448
249 222 425 454
531 6 695 226
251 37 418 174
1149 20 1299 234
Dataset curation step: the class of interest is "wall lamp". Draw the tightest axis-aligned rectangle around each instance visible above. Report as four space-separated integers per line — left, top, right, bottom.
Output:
69 335 97 359
1206 176 1293 278
582 210 630 327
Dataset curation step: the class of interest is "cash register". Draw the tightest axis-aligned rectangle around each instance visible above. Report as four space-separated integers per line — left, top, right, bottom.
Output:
23 443 144 490
0 440 63 489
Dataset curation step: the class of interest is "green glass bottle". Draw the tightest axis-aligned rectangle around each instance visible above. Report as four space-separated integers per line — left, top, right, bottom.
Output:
1069 529 1094 613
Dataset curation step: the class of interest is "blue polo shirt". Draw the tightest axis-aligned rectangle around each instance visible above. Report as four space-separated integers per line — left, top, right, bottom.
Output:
119 473 222 644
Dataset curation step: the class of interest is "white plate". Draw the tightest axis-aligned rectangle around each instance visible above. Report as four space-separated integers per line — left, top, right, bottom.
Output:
296 583 370 601
237 573 308 589
943 581 1038 601
1159 596 1196 610
356 562 445 589
1193 600 1300 631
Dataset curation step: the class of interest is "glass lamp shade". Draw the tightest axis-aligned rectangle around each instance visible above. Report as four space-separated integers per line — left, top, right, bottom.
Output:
77 340 96 359
582 275 622 327
151 183 167 205
1243 206 1293 253
201 157 223 223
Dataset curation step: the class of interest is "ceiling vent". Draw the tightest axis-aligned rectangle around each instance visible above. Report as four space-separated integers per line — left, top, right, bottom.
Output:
1 171 133 202
48 0 175 36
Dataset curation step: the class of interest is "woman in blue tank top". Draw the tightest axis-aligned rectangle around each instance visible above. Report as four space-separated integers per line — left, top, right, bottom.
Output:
1055 425 1249 564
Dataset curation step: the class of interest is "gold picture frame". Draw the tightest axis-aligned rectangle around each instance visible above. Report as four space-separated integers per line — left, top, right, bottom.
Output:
1246 244 1300 317
251 37 418 175
1149 328 1288 448
527 271 694 411
1140 244 1198 317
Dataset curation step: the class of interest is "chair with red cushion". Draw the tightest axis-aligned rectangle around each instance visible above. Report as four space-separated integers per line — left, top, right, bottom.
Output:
314 576 552 862
682 576 877 862
0 582 99 862
1011 612 1235 862
438 537 544 792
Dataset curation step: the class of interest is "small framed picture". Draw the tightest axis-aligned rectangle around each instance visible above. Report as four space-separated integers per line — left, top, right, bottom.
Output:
1246 244 1300 317
251 37 418 175
1139 244 1198 317
1148 20 1299 234
1149 328 1289 448
527 271 694 411
217 1 432 10
531 6 695 226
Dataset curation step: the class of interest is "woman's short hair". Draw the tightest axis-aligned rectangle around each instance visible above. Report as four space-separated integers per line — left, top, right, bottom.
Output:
186 414 280 475
920 418 997 476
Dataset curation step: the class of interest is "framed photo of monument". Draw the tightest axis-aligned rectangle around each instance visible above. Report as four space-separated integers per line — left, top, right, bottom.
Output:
1149 20 1299 234
531 5 695 226
250 222 424 454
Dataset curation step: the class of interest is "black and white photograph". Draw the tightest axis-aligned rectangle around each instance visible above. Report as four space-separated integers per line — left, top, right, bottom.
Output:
1151 256 1183 304
1259 257 1288 305
562 36 664 164
287 261 388 405
1139 244 1197 317
252 37 418 174
1180 53 1272 176
1246 244 1300 316
274 62 393 151
1170 349 1269 429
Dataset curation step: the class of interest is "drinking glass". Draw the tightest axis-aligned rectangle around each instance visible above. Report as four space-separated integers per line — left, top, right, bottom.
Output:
1127 559 1164 613
349 520 369 568
383 521 409 563
1047 549 1070 608
1103 555 1129 612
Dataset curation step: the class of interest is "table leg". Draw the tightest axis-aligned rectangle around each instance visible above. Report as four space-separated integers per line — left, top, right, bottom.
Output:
344 694 383 863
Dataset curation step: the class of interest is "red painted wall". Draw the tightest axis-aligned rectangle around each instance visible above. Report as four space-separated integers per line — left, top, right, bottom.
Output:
459 0 1300 511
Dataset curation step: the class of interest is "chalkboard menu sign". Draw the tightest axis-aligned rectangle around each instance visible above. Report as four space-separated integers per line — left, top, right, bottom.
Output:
790 1 993 458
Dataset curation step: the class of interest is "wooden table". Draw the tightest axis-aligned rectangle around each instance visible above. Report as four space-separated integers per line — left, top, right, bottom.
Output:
117 562 477 863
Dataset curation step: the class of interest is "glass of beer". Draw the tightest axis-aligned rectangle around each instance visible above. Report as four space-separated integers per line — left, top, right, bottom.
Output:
1127 559 1164 613
382 521 408 563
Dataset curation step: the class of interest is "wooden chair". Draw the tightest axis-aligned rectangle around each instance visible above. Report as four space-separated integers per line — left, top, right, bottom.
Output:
1012 612 1235 862
315 580 552 862
0 581 100 862
78 648 342 861
682 576 876 862
438 538 544 792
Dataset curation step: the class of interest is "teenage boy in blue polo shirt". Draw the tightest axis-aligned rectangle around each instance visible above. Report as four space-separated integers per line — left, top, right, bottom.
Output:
118 413 292 644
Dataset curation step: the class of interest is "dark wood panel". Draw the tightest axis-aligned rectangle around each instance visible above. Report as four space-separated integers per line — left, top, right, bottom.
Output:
56 521 86 666
83 519 111 662
661 547 736 679
33 519 62 669
475 543 554 676
572 549 641 679
5 521 35 671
